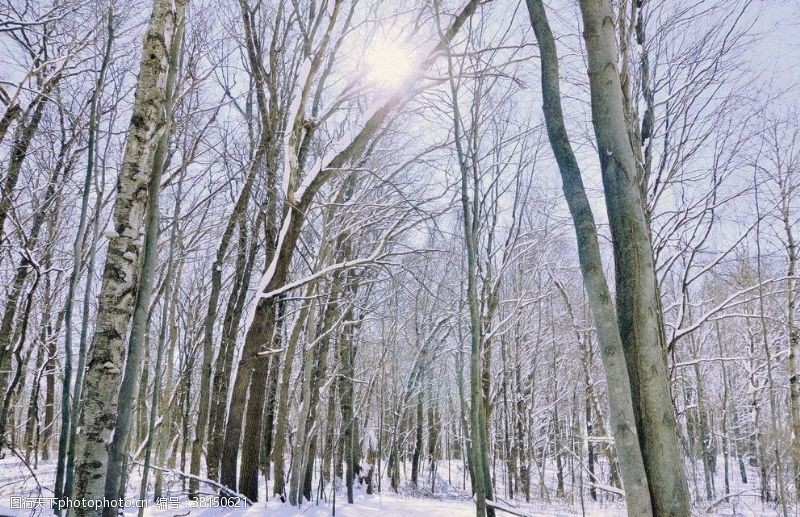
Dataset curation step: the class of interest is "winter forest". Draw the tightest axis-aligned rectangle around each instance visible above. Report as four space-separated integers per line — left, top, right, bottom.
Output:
0 0 798 516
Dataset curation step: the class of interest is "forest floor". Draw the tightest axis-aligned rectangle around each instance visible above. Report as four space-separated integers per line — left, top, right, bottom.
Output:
0 455 787 516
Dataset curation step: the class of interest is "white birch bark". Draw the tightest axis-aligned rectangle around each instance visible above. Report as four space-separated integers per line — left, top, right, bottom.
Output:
71 0 179 512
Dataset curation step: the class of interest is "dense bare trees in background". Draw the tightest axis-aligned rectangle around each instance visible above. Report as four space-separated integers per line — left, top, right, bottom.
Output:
0 0 798 516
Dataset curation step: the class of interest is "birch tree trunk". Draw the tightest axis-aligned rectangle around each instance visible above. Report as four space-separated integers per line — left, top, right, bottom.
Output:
104 5 184 506
71 0 179 510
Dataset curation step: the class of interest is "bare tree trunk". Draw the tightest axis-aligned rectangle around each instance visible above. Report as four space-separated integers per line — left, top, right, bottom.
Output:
71 0 180 510
287 324 322 505
205 213 261 482
288 282 338 505
0 105 75 444
206 0 283 496
260 332 282 480
551 340 564 499
103 5 184 506
136 354 150 446
365 433 376 494
438 8 494 513
23 319 47 462
780 173 800 498
220 209 300 494
271 287 314 499
321 372 338 487
138 162 184 516
460 95 494 517
0 75 57 248
25 252 56 465
716 322 731 496
754 184 789 516
428 398 440 493
63 158 106 503
575 1 691 513
238 330 278 501
229 2 481 501
41 328 56 461
191 97 262 500
3 271 42 449
153 253 183 500
179 358 192 491
411 394 423 488
524 2 654 514
338 299 357 504
0 103 21 149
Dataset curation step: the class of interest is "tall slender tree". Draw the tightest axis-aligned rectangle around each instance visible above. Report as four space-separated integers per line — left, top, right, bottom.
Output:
71 0 184 510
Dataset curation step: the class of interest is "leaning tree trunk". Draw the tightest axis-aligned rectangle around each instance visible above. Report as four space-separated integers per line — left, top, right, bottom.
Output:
273 174 351 499
524 1 654 514
0 76 57 250
576 1 690 514
234 147 280 504
0 103 21 149
71 0 180 511
222 0 481 501
191 105 262 497
103 3 184 507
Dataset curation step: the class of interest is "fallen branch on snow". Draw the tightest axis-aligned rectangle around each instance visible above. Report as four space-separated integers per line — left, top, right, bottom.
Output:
485 499 534 517
130 461 253 506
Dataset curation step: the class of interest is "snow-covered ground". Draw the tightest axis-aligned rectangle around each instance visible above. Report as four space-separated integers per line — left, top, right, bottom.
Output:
0 455 788 516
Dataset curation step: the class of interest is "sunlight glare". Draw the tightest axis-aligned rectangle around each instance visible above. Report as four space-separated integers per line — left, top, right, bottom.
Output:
364 37 415 90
